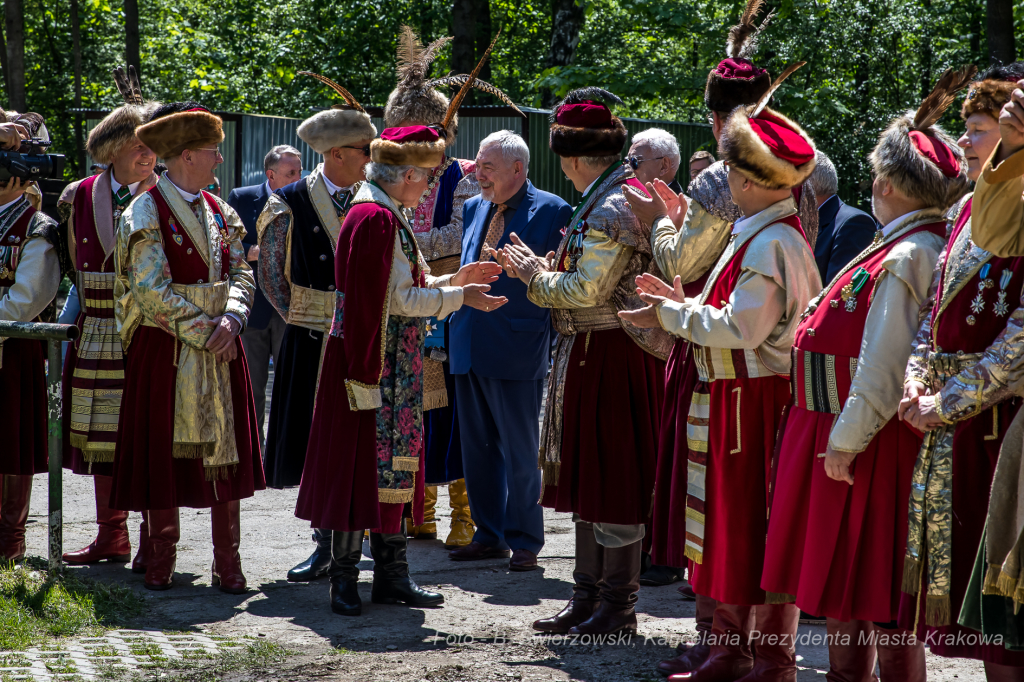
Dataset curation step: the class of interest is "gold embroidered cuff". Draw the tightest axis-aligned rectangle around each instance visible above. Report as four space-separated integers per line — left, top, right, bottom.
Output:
345 379 382 411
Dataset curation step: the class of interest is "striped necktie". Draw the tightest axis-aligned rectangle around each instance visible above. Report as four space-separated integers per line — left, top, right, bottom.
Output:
113 185 132 207
331 189 350 217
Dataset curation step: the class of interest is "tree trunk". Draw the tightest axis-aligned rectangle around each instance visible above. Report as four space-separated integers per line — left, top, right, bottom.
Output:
71 0 84 175
124 0 141 84
0 21 9 101
542 0 585 107
475 0 492 85
4 0 24 112
451 0 477 75
987 0 1015 66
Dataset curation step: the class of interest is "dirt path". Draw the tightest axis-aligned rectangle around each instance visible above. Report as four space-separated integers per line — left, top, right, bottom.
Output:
19 473 988 682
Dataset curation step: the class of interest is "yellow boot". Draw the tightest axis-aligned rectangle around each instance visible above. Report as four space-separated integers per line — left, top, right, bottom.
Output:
444 480 475 548
408 486 438 540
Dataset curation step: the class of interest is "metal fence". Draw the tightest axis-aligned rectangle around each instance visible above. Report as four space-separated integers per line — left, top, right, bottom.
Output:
80 107 714 203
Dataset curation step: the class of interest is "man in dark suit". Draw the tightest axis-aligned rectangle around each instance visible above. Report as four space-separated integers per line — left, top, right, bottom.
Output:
447 131 571 571
811 150 878 284
227 144 301 450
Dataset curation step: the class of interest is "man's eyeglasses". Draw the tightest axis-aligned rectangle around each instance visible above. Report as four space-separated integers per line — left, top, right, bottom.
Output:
627 155 664 170
196 146 223 157
342 145 371 156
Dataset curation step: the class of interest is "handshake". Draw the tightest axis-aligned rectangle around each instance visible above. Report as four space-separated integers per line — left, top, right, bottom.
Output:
452 234 556 313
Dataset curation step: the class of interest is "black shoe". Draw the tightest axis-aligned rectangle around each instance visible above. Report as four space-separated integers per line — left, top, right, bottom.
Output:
640 564 682 587
371 575 444 607
330 577 362 616
288 528 333 582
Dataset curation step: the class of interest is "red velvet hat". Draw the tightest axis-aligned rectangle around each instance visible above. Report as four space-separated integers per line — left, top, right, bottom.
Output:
869 66 974 211
720 105 816 189
705 0 774 112
549 88 628 157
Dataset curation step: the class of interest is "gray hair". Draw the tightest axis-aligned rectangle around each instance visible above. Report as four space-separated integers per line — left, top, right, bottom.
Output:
478 130 530 175
808 150 839 198
264 144 302 171
365 162 429 186
579 155 622 170
632 128 681 169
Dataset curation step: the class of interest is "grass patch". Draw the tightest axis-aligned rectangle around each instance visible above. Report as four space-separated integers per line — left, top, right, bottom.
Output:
97 641 290 681
0 557 146 650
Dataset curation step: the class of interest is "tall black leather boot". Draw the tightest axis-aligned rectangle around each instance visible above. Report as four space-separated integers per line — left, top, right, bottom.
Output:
369 532 444 607
287 528 333 582
329 531 364 616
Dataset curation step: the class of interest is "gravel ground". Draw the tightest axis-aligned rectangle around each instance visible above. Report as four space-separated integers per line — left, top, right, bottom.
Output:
19 475 987 682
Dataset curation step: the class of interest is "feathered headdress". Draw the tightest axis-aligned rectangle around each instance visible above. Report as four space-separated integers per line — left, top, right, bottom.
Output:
295 71 377 155
384 26 457 136
719 62 817 189
548 87 628 158
87 65 159 164
869 65 975 210
705 0 774 113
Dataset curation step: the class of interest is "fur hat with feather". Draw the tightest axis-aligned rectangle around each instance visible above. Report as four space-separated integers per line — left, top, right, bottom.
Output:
295 72 377 155
705 0 774 113
870 66 974 211
962 62 1024 120
719 63 817 189
136 101 223 161
86 66 159 165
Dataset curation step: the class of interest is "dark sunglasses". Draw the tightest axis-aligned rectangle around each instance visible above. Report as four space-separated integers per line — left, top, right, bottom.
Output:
205 183 218 191
627 155 664 170
342 145 371 156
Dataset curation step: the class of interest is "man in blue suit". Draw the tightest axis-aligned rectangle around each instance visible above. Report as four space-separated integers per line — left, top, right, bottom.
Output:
810 150 877 284
227 144 301 450
448 131 571 571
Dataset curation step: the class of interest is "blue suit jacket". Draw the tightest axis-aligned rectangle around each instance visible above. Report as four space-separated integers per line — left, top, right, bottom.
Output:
814 194 878 284
228 182 275 330
449 181 571 381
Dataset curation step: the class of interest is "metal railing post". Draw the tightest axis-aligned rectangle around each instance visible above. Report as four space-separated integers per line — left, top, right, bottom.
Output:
47 338 63 572
0 321 78 572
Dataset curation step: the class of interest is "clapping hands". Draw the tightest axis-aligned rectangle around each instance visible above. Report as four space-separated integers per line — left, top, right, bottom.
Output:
623 179 688 229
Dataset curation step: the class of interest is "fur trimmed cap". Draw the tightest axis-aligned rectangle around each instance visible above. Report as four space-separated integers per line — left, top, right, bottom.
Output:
962 62 1024 120
870 66 975 211
136 102 224 160
720 107 816 189
86 66 159 164
295 71 377 154
549 88 628 158
370 125 447 168
705 0 774 113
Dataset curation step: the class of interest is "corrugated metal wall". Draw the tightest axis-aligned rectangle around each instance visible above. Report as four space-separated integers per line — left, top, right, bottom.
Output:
83 108 714 204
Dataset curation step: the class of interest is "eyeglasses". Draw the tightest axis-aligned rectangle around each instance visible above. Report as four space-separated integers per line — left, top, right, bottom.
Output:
627 155 664 170
205 183 218 191
195 146 222 156
341 145 371 156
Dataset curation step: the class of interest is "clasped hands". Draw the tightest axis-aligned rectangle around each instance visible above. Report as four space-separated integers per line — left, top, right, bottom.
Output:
205 315 241 363
898 380 944 433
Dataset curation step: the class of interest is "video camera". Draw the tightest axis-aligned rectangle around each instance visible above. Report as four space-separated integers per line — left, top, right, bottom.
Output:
0 138 65 181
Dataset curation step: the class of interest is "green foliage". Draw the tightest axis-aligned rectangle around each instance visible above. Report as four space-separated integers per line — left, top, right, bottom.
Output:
4 0 1005 204
0 559 146 650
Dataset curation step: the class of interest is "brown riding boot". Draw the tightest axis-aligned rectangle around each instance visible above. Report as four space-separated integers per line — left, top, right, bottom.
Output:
144 508 179 590
659 593 717 676
63 475 131 564
874 626 925 682
211 500 247 594
0 475 33 562
824 619 877 682
570 539 641 635
533 521 603 633
668 602 755 681
736 604 799 682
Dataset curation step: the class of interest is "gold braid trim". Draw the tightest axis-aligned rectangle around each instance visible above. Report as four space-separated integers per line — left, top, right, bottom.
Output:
345 379 383 411
378 487 415 504
83 449 116 464
393 457 420 472
173 443 211 459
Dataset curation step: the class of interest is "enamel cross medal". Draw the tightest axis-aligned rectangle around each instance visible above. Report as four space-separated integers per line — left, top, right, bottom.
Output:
994 269 1013 317
968 263 993 325
840 267 870 312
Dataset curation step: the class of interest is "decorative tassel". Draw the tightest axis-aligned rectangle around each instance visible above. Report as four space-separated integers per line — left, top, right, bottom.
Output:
925 594 951 627
541 461 560 486
82 448 116 464
172 442 210 459
378 487 415 504
902 556 922 594
393 456 420 472
765 592 796 605
1014 585 1024 614
684 545 704 564
69 433 90 449
997 566 1020 599
983 564 1003 595
204 464 236 481
423 389 448 412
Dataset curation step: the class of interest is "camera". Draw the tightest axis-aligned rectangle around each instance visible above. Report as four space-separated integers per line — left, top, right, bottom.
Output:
0 138 65 181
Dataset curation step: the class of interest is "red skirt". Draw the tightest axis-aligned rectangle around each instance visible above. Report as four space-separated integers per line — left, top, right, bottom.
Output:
0 338 47 475
542 327 664 525
62 309 113 477
110 326 265 510
898 399 1024 665
761 406 921 621
689 374 789 606
649 339 698 567
294 335 423 534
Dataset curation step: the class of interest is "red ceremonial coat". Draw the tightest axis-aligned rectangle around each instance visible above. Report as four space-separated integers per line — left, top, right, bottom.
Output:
0 201 49 476
761 220 945 622
685 216 801 606
111 187 264 511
